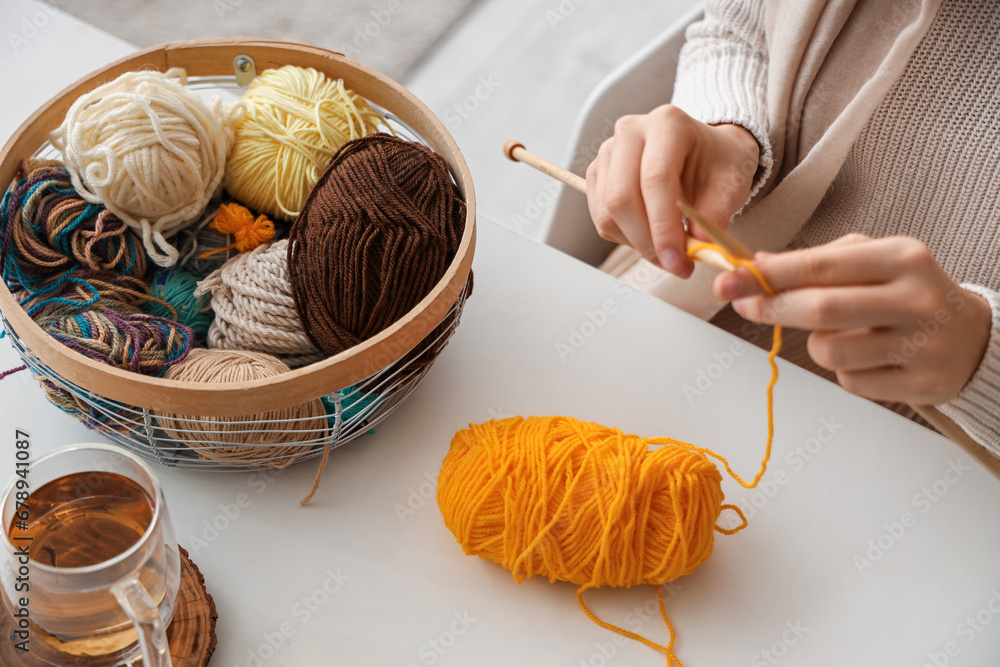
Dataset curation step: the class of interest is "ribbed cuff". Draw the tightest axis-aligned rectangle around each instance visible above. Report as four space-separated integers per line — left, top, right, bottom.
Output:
938 284 1000 457
670 40 772 202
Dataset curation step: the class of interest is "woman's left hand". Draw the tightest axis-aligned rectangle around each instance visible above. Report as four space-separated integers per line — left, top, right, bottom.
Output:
713 234 993 405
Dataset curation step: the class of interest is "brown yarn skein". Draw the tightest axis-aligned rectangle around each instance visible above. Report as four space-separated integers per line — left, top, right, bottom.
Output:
155 348 331 504
288 134 466 356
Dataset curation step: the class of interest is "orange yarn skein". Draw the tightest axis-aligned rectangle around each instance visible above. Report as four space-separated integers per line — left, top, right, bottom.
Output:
199 202 275 258
437 242 781 666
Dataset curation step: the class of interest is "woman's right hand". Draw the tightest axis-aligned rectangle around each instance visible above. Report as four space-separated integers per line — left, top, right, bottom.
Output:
586 104 759 278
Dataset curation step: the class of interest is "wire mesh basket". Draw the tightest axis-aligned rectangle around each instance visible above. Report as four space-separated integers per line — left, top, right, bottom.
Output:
0 39 476 471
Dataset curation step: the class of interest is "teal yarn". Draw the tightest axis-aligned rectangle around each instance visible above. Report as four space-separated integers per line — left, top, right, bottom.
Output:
323 385 381 431
145 267 214 339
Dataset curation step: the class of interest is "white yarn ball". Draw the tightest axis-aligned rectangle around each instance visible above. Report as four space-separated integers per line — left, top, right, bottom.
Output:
50 68 244 267
194 240 323 367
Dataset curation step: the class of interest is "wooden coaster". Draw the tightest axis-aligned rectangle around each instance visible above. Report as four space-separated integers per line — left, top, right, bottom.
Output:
1 546 217 666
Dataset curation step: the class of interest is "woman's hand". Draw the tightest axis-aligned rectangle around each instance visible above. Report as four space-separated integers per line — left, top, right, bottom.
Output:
714 234 993 405
586 105 759 278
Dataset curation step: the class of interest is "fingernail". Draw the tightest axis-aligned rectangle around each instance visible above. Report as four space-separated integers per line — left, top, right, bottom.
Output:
717 273 740 300
659 248 683 275
732 298 747 316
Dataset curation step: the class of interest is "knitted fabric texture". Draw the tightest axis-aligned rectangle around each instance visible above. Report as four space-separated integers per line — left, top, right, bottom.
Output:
670 0 772 198
621 0 1000 452
195 239 322 367
784 0 1000 452
288 134 466 356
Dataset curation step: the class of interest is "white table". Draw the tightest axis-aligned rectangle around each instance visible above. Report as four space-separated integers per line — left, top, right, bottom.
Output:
4 3 1000 666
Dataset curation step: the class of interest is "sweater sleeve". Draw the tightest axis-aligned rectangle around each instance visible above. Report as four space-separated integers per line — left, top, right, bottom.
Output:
937 284 1000 458
670 0 771 199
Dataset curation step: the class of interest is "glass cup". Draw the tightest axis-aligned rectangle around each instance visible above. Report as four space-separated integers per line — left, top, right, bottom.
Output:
0 443 179 666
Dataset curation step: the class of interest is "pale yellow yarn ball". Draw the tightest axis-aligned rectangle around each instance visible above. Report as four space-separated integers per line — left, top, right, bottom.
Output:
224 65 386 222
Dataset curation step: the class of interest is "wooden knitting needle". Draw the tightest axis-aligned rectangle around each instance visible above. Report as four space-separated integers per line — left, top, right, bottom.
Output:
503 141 734 271
503 140 1000 481
913 406 1000 481
676 200 755 262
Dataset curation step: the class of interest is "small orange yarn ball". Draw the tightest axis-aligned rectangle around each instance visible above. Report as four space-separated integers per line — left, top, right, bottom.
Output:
437 416 726 588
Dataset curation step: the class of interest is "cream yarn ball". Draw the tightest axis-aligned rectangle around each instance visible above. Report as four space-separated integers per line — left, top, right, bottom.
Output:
194 239 323 367
50 68 244 267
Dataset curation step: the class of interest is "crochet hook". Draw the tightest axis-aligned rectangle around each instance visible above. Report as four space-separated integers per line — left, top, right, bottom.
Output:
503 141 734 271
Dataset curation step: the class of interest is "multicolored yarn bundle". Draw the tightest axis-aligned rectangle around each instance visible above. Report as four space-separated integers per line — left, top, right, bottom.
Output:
37 374 135 433
37 306 191 375
0 155 198 424
224 65 386 222
50 68 243 267
14 269 156 319
194 239 322 367
288 134 466 356
1 160 148 307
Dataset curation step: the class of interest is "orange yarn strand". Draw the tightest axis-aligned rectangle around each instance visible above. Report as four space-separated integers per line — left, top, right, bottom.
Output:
437 241 781 665
199 202 276 258
577 585 683 667
686 241 782 490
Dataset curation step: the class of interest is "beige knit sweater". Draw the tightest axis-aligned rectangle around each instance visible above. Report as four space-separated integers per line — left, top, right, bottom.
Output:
609 0 1000 453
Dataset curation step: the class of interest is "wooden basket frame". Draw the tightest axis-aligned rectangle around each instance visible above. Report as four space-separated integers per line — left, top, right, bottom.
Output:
0 38 476 417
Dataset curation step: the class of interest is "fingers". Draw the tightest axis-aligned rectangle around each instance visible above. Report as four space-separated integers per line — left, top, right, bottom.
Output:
641 121 694 277
807 328 900 372
604 120 659 265
717 236 898 301
587 139 627 246
827 233 872 247
836 367 933 404
755 241 900 292
713 266 754 302
585 107 697 278
732 285 913 329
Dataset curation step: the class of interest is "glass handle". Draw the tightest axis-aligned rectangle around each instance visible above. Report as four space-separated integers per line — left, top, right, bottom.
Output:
111 576 172 667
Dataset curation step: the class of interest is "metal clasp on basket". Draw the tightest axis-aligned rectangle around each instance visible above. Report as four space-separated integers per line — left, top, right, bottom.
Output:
233 54 257 86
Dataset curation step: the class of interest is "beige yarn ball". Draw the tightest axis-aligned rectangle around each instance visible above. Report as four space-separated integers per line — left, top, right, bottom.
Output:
50 68 244 267
156 348 328 468
223 65 385 222
194 240 323 367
